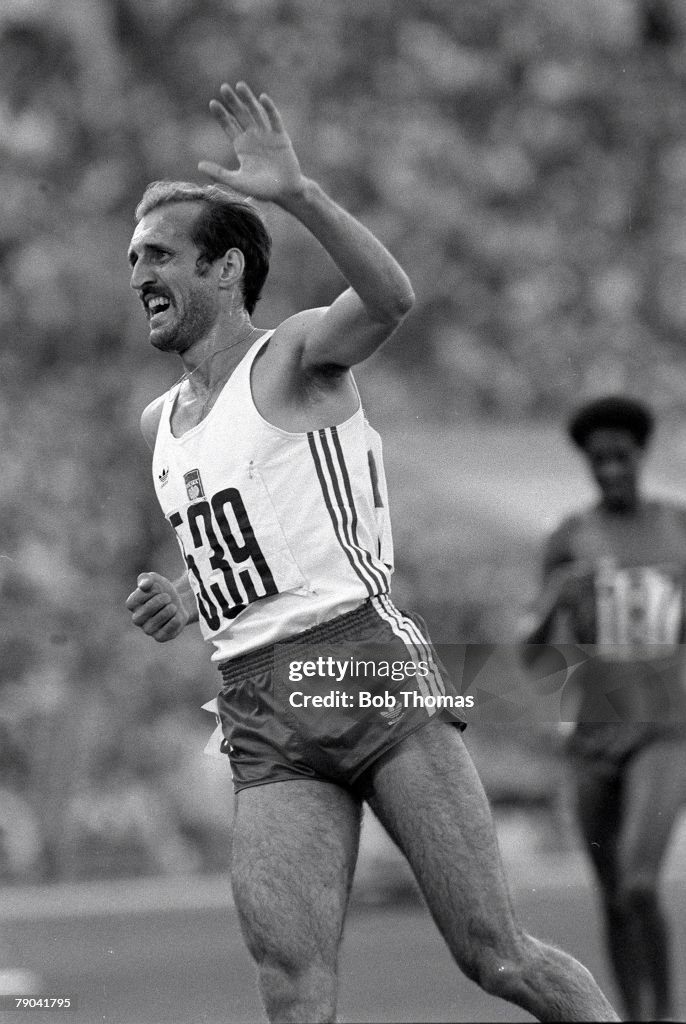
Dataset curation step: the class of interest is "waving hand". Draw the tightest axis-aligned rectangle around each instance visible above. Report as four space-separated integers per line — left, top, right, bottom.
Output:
198 82 305 203
198 81 415 371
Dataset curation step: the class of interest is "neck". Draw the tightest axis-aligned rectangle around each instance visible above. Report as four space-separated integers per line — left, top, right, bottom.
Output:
600 493 640 516
179 314 260 391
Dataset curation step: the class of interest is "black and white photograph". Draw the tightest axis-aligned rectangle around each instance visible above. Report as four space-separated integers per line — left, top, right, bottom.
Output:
2 1 686 1021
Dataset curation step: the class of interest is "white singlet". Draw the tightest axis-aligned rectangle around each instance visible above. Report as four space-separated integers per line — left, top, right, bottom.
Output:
152 332 394 661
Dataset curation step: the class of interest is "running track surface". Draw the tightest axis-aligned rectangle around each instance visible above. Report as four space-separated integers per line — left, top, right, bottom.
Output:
3 854 686 1024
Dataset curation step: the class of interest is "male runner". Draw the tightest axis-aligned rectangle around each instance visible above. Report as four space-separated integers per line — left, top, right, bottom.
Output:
525 395 686 1022
126 81 618 1023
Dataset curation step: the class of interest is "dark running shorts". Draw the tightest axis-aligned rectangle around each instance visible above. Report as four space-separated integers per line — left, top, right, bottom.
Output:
567 722 686 780
215 596 465 793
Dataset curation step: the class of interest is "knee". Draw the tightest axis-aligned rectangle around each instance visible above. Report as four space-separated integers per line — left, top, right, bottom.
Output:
621 876 660 916
611 866 660 915
457 927 529 1002
256 956 338 1023
473 953 527 1002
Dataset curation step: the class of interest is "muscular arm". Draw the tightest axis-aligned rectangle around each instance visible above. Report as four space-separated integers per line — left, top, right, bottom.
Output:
522 521 577 647
129 402 200 641
275 180 415 369
199 82 414 372
541 524 576 585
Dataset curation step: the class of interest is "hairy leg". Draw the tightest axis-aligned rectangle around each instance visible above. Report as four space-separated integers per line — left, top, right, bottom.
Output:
617 737 686 1021
230 780 362 1024
364 723 619 1023
573 765 643 1019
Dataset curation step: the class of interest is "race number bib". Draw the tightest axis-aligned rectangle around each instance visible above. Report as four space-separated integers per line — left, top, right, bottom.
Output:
594 563 683 658
169 481 305 634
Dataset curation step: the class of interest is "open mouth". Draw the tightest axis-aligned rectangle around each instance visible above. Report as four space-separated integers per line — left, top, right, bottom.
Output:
144 294 172 324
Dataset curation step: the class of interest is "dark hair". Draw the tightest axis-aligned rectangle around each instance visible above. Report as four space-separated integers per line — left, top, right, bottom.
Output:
134 181 271 314
568 395 655 450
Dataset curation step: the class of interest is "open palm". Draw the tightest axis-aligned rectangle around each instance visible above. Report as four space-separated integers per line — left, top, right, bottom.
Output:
198 82 304 201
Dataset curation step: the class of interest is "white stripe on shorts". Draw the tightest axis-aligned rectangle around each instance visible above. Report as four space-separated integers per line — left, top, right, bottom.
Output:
371 594 446 706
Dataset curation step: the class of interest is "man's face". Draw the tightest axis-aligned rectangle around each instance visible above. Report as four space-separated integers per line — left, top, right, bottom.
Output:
128 202 220 354
583 427 645 512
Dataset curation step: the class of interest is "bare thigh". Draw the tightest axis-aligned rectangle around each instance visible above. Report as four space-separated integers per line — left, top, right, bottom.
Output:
357 725 621 1021
363 722 522 975
231 779 362 972
573 767 623 887
619 737 686 883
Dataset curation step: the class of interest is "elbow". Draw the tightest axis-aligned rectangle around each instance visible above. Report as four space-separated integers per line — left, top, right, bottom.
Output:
397 283 416 319
382 282 415 326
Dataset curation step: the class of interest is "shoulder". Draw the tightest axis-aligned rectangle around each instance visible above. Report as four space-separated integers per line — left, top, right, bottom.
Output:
651 498 686 531
543 510 588 567
548 510 586 545
650 496 686 516
140 393 168 451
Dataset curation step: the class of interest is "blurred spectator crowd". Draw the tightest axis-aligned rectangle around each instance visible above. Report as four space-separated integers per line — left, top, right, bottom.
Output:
3 0 686 881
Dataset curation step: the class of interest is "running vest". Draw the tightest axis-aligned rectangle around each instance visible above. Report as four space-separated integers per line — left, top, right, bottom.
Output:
151 332 393 661
556 501 686 654
548 501 686 723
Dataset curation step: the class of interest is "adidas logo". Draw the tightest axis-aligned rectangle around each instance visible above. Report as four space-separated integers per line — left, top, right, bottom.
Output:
380 703 404 725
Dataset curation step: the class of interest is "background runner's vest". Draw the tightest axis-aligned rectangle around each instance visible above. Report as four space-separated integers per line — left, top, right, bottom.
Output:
152 332 394 661
560 501 686 652
553 502 686 723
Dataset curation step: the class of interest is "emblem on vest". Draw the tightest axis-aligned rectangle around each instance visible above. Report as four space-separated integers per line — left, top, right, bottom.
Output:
184 469 205 502
380 703 404 725
158 466 170 488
